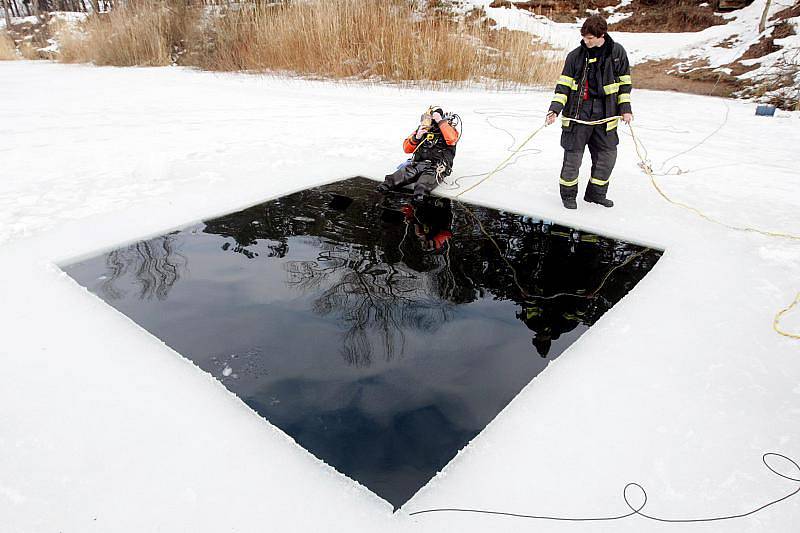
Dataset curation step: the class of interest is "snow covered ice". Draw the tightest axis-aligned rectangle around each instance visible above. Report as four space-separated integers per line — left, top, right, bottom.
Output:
0 60 799 532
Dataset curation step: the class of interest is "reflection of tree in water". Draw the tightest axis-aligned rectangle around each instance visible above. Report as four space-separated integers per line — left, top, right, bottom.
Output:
285 240 454 367
460 213 662 357
203 200 295 259
198 177 662 364
101 234 188 301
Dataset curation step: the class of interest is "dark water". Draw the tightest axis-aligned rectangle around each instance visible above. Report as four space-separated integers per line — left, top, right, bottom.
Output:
63 177 661 509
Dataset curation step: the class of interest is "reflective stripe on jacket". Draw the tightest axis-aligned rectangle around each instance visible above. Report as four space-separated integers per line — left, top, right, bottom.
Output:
548 34 633 133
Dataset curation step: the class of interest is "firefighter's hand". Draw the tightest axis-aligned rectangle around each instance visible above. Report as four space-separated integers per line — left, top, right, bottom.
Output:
545 111 557 126
415 125 429 139
622 112 633 125
431 111 443 122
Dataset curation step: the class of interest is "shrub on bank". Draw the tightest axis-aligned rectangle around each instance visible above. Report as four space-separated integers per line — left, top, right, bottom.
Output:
0 32 17 60
56 0 559 87
59 0 197 66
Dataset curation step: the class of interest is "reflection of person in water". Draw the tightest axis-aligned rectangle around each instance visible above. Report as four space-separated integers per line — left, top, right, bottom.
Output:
512 228 607 358
518 302 585 357
401 199 453 252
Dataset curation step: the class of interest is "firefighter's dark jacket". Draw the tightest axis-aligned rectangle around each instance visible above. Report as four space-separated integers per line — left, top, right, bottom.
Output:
403 120 459 169
548 34 632 133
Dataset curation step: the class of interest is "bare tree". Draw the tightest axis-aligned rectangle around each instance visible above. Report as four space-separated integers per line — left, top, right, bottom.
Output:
3 0 11 29
31 0 43 21
758 0 772 34
101 235 189 301
285 240 454 367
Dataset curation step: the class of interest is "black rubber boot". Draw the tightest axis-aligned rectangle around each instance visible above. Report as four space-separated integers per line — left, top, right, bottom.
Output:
584 194 614 207
376 182 391 194
584 180 613 207
560 182 578 210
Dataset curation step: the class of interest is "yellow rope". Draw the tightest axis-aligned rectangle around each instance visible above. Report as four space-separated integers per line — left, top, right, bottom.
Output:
626 123 800 339
458 202 531 295
458 201 647 302
454 116 625 199
454 123 547 198
773 292 800 339
447 113 800 340
627 123 800 241
561 116 622 126
526 249 646 301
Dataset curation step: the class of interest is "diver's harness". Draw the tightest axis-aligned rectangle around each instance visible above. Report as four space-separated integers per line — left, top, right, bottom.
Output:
410 106 462 183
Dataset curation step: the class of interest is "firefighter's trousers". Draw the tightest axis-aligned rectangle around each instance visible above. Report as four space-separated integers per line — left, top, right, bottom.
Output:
559 98 619 202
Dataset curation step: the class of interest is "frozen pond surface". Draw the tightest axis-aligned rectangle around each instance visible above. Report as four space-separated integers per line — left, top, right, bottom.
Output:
64 177 662 508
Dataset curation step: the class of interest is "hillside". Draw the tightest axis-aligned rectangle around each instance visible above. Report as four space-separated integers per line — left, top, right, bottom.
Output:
1 1 798 107
479 0 800 108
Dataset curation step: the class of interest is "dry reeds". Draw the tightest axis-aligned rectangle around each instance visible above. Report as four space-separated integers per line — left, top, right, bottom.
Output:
18 40 42 59
53 19 89 63
194 0 558 87
0 31 18 60
55 0 560 87
58 0 197 66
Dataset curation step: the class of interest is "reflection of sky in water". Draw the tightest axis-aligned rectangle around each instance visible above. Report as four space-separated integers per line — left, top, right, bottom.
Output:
63 177 660 509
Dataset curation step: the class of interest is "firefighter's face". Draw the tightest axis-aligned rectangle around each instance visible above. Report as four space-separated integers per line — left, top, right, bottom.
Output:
582 33 604 48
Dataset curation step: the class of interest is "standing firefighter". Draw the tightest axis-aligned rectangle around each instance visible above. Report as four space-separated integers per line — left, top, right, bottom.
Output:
377 106 460 202
546 15 633 209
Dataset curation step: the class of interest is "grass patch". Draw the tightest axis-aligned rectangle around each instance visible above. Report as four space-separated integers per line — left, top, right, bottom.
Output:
0 31 17 60
56 0 559 87
58 0 197 66
193 0 558 86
